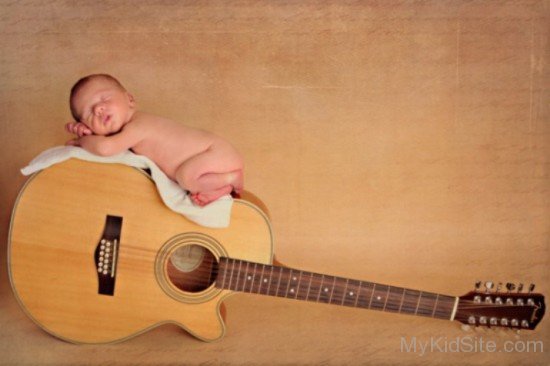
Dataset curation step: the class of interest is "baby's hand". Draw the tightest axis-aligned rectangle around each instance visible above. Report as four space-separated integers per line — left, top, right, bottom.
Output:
65 121 92 137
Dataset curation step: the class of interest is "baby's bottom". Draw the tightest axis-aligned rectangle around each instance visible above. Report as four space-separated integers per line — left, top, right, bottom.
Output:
175 144 243 206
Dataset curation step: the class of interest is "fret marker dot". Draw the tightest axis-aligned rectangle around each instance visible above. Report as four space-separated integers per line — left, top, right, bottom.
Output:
292 276 297 281
290 288 295 293
263 279 268 283
324 288 329 292
349 292 354 296
376 296 382 301
247 276 252 280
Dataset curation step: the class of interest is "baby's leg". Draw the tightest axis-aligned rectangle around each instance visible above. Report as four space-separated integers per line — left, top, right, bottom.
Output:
175 144 243 206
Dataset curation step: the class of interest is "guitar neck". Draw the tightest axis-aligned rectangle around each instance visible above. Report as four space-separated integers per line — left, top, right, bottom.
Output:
216 257 458 321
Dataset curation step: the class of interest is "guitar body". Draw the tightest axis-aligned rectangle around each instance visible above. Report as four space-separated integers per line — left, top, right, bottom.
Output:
8 159 274 344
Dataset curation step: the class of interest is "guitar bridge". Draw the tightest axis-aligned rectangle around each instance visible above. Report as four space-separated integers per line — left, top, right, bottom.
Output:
94 215 122 296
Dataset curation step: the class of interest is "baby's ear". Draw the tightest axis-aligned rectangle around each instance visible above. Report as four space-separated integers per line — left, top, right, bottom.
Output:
127 93 136 107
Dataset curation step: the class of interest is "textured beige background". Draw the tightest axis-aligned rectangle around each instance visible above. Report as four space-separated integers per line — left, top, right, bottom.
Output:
1 1 549 365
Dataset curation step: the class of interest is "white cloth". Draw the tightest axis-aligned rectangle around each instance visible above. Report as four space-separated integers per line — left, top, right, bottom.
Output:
20 146 233 228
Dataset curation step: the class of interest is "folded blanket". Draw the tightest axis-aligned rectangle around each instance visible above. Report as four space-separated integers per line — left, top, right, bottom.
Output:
20 146 233 228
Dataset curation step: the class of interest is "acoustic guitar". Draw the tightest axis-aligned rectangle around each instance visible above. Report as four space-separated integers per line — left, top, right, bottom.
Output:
8 159 545 344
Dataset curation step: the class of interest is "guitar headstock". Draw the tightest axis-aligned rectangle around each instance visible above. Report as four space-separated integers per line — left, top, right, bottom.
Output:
455 281 545 330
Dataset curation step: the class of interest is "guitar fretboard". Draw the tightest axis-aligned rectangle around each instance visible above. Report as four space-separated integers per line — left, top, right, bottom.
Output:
216 257 457 320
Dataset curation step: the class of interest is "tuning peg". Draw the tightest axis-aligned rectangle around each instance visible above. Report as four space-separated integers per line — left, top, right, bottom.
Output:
475 280 482 292
528 284 535 293
496 282 502 292
485 281 494 292
506 283 516 292
517 283 524 292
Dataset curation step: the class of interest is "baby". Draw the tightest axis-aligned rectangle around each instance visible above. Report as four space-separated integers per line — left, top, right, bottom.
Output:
65 74 243 206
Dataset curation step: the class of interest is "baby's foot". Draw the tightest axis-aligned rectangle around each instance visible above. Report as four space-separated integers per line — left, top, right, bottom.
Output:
191 186 233 207
229 170 244 194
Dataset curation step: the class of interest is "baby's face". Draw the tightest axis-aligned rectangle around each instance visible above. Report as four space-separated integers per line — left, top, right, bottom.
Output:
72 78 135 136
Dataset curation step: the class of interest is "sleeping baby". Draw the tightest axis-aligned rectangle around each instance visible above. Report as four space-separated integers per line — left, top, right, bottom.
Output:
65 74 243 206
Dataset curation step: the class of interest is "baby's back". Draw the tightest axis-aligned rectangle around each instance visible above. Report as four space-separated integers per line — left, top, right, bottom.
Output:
129 112 219 179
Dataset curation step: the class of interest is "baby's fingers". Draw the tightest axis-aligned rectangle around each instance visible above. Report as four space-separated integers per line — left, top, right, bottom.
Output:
77 124 92 137
75 124 92 137
65 122 77 134
65 121 91 136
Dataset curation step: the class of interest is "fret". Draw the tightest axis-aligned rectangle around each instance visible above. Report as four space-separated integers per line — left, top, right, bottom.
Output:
285 268 294 298
417 292 438 317
329 277 346 305
215 258 454 321
343 279 361 307
254 263 264 294
291 269 300 299
277 267 288 298
250 263 258 293
228 258 236 290
382 286 391 310
367 283 376 309
385 287 404 313
275 267 287 298
367 283 377 308
399 289 421 315
304 272 314 301
220 258 229 289
370 284 389 310
328 277 337 304
288 270 299 299
274 266 284 297
341 279 350 305
357 281 374 308
398 288 407 313
267 266 279 296
431 294 439 317
242 262 251 292
296 271 311 301
266 266 274 296
233 260 242 292
294 271 304 300
414 291 423 314
318 275 334 304
249 263 258 293
307 273 323 302
353 280 362 307
258 264 268 295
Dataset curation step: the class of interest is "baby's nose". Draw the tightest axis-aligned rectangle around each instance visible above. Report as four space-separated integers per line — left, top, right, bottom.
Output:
93 103 105 115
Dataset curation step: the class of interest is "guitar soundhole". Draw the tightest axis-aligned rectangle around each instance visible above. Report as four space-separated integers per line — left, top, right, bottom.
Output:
166 245 218 293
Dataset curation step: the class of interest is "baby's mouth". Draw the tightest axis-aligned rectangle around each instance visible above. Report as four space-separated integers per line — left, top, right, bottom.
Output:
103 115 111 124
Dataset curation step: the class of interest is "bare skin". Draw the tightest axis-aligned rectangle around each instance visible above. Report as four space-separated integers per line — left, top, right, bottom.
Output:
66 77 243 206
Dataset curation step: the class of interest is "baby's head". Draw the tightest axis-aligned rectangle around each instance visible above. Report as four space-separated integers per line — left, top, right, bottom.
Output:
69 74 136 135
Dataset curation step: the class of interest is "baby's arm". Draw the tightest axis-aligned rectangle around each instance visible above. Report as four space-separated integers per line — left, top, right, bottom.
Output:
66 123 143 156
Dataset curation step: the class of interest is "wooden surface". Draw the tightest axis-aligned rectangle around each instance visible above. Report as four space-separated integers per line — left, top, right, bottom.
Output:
1 1 548 365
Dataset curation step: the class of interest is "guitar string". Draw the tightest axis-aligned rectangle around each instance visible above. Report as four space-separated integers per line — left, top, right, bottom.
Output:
126 254 439 299
113 253 528 314
115 245 533 304
103 246 542 300
107 251 522 316
103 262 460 316
170 269 456 314
118 254 519 308
132 260 456 315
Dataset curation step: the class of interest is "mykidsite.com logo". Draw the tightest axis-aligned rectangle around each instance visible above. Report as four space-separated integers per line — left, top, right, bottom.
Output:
401 336 544 356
